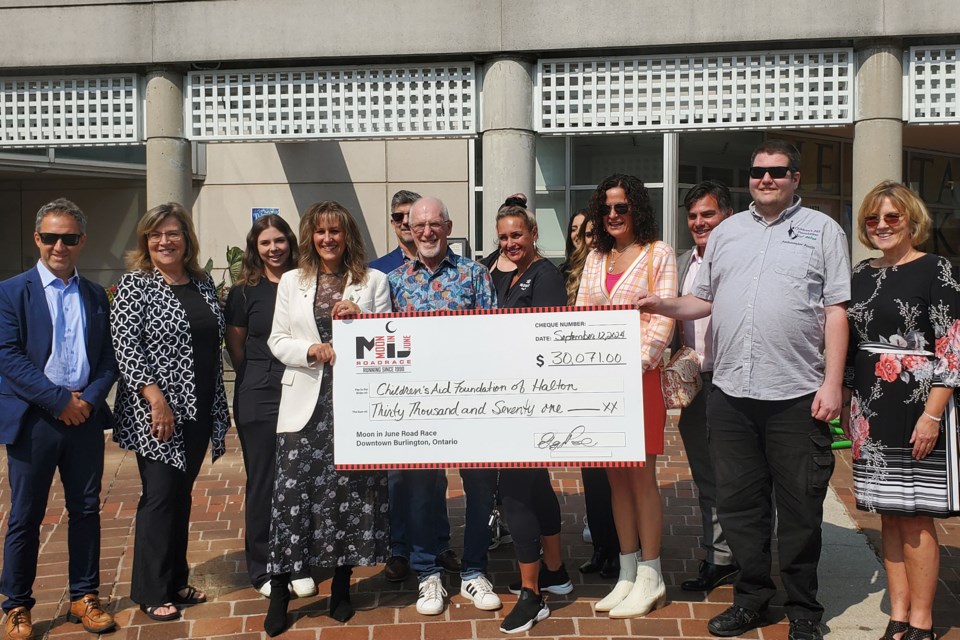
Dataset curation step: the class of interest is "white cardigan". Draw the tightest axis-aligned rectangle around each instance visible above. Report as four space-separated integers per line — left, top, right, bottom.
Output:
268 268 391 433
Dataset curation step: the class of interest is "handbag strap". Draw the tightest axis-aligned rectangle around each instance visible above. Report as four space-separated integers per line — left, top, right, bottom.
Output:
643 246 668 371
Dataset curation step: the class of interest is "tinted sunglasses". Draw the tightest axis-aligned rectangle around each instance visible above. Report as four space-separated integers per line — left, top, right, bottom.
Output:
38 232 82 246
390 212 408 224
749 166 792 180
864 212 904 228
599 203 630 216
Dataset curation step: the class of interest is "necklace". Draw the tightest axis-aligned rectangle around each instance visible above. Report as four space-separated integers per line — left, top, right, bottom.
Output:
875 249 922 268
607 242 639 274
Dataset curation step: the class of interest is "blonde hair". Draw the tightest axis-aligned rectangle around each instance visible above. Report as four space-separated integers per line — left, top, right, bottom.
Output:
564 219 594 304
125 203 205 280
856 180 931 249
297 201 367 286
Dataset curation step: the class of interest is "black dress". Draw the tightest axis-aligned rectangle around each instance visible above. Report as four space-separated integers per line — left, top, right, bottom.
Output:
267 272 390 573
225 279 284 588
846 254 960 517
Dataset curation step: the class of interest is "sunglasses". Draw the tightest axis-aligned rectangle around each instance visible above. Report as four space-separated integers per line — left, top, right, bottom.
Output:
38 232 82 246
749 166 792 179
390 212 408 224
864 212 904 228
599 203 630 216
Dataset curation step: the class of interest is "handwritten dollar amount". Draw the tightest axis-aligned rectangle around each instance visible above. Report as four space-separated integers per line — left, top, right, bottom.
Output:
536 351 625 367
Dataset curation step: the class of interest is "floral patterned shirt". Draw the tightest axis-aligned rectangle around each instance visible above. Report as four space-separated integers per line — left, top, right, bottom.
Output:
388 252 497 312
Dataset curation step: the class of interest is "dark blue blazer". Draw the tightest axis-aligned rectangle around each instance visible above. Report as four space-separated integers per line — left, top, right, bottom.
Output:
0 265 118 445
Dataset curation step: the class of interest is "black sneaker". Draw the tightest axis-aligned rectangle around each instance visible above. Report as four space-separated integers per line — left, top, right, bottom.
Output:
707 604 763 637
789 619 824 640
508 563 573 595
499 587 549 634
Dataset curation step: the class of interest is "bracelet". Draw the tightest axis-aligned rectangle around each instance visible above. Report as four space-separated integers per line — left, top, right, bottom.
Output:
923 411 942 423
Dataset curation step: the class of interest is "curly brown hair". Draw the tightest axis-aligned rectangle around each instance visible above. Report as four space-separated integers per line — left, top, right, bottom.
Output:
588 174 658 253
297 201 368 286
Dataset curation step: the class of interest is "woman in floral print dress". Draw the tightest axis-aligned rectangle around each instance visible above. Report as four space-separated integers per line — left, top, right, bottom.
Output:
844 181 960 640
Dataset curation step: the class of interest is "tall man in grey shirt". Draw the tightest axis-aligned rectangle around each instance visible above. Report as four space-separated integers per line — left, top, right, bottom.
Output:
639 140 850 640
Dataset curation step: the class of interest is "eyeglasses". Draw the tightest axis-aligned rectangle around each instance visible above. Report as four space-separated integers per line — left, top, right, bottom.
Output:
864 212 904 228
147 230 184 242
37 232 82 246
390 212 408 224
410 220 449 235
598 203 630 216
749 166 792 180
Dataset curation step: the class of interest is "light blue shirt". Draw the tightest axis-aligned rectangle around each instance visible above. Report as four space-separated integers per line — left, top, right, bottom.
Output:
37 260 90 391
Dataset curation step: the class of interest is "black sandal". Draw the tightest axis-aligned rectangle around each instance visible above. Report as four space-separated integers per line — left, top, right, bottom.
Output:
172 585 207 605
880 619 910 640
140 603 181 621
903 626 937 640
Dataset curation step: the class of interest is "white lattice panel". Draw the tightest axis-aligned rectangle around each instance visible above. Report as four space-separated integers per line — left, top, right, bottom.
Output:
906 47 959 123
187 64 476 141
537 49 854 134
0 75 139 147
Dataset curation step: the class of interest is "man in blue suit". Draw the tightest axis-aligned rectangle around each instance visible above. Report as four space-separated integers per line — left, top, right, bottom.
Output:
0 199 118 640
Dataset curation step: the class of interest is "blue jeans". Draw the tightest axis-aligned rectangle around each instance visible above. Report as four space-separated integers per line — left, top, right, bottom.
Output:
458 469 498 579
388 469 450 558
402 469 449 577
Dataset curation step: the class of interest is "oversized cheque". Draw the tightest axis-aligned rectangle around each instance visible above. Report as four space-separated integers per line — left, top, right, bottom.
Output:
332 306 646 468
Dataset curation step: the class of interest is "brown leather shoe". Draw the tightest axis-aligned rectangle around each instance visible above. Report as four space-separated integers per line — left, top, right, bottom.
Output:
67 594 116 634
3 606 33 640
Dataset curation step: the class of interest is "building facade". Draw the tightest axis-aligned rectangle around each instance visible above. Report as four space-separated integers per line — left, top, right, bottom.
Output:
0 0 958 283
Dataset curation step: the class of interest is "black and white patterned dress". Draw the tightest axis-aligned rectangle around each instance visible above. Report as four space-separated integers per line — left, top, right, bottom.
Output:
846 254 960 517
267 272 390 573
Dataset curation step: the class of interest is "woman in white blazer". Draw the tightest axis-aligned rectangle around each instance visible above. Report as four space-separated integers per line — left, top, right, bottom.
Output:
263 201 392 636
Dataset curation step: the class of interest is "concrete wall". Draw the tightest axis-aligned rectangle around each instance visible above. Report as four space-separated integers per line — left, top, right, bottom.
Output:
0 0 958 70
192 138 472 275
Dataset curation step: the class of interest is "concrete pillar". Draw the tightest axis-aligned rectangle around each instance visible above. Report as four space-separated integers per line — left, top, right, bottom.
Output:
852 40 903 264
481 57 535 255
145 69 192 209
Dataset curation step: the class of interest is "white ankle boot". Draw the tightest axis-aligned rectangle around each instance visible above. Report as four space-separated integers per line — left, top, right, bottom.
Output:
608 556 666 618
594 552 638 612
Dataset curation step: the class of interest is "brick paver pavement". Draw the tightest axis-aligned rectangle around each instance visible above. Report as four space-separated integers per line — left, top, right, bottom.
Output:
1 416 957 639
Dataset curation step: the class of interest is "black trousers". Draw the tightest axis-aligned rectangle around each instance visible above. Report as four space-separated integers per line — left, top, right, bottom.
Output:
234 361 281 588
708 389 834 622
580 467 619 559
499 468 562 563
1 412 104 611
131 420 211 605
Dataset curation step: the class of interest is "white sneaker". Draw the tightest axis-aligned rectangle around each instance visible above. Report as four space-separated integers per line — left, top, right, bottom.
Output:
416 574 447 615
460 574 502 611
291 576 317 598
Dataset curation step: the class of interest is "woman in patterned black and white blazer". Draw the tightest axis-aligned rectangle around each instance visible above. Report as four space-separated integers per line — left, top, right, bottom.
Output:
111 203 230 623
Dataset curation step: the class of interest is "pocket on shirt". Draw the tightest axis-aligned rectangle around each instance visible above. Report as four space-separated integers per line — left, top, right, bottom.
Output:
774 243 813 279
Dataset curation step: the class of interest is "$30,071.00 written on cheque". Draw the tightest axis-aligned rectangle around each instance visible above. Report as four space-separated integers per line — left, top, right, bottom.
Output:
331 306 646 469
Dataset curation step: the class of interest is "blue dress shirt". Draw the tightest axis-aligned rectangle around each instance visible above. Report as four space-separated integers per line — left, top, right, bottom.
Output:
37 260 90 391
